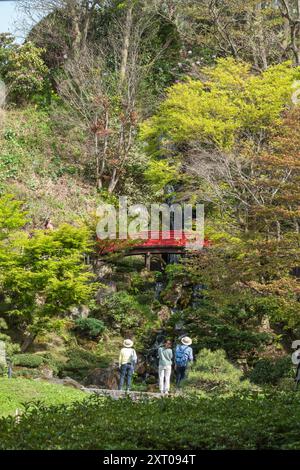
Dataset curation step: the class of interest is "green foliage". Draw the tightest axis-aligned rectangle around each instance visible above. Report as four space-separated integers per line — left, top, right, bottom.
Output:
74 318 106 339
0 108 51 184
0 378 85 418
12 354 46 369
182 308 271 358
163 261 271 358
186 348 254 392
0 39 49 104
0 194 27 239
248 357 293 386
0 318 8 330
0 107 95 223
1 8 300 451
2 392 300 449
12 369 41 380
99 291 152 331
144 159 179 193
0 331 20 359
141 58 300 153
60 348 103 381
0 197 95 344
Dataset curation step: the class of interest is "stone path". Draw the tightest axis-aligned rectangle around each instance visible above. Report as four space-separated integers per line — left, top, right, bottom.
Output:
82 387 171 400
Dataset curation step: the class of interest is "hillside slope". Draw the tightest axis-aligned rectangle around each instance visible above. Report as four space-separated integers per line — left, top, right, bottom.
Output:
0 107 97 226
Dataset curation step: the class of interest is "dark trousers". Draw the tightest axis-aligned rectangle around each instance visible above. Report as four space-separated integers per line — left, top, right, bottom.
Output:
295 364 300 390
119 363 134 391
176 366 187 387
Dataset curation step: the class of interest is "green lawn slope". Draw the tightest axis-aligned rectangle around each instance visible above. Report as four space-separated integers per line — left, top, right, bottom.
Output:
0 378 85 417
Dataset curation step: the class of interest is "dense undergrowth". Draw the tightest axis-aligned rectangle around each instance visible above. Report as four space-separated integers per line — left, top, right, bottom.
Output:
1 392 300 450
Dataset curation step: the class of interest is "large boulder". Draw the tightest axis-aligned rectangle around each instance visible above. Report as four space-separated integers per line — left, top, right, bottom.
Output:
85 366 119 390
96 263 114 280
39 364 54 379
69 305 90 319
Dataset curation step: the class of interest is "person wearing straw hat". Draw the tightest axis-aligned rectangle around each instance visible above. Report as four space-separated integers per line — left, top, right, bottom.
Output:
118 339 137 391
175 336 193 388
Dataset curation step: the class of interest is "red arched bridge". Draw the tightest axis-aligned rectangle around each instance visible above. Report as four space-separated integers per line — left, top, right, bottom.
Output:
98 230 211 268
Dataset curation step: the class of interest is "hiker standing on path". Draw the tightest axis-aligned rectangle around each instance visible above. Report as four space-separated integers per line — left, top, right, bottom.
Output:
175 336 193 388
158 340 173 395
118 339 137 392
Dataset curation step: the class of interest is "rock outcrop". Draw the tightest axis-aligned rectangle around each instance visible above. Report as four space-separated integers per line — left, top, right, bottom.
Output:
85 365 119 390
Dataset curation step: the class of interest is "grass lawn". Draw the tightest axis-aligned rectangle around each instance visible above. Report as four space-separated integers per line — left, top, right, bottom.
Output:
0 378 85 417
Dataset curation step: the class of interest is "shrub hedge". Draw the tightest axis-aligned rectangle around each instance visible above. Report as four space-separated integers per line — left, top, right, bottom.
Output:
13 354 46 368
1 392 300 449
74 318 106 338
248 357 293 385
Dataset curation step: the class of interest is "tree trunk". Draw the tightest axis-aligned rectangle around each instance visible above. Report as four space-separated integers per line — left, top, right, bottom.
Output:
108 168 119 193
255 2 268 70
69 1 82 54
21 331 37 353
120 1 133 87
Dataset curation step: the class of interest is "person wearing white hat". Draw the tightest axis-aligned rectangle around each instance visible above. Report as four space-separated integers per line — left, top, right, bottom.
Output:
175 336 193 388
118 339 137 391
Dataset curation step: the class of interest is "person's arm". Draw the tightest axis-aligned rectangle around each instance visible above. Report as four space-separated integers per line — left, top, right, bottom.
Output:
174 346 178 368
119 349 123 369
189 347 193 363
132 349 137 365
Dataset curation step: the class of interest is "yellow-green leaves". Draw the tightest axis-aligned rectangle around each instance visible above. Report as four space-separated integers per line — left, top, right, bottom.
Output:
144 159 179 193
141 58 300 154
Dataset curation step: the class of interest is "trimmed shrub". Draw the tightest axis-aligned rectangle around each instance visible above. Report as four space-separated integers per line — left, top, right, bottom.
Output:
13 369 40 379
13 354 46 369
74 318 105 338
248 356 293 385
0 363 7 377
186 348 254 392
59 348 103 381
99 291 151 331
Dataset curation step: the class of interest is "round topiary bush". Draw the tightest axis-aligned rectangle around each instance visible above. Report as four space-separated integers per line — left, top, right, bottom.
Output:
73 318 106 338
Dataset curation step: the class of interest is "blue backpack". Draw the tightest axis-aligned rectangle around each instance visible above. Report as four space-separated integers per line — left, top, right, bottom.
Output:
175 346 189 367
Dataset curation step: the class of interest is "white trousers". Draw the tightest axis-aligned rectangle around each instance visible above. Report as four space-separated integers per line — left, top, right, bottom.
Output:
159 365 172 393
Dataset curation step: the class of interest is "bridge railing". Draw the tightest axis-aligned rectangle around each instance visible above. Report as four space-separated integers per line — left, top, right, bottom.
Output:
97 230 210 254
